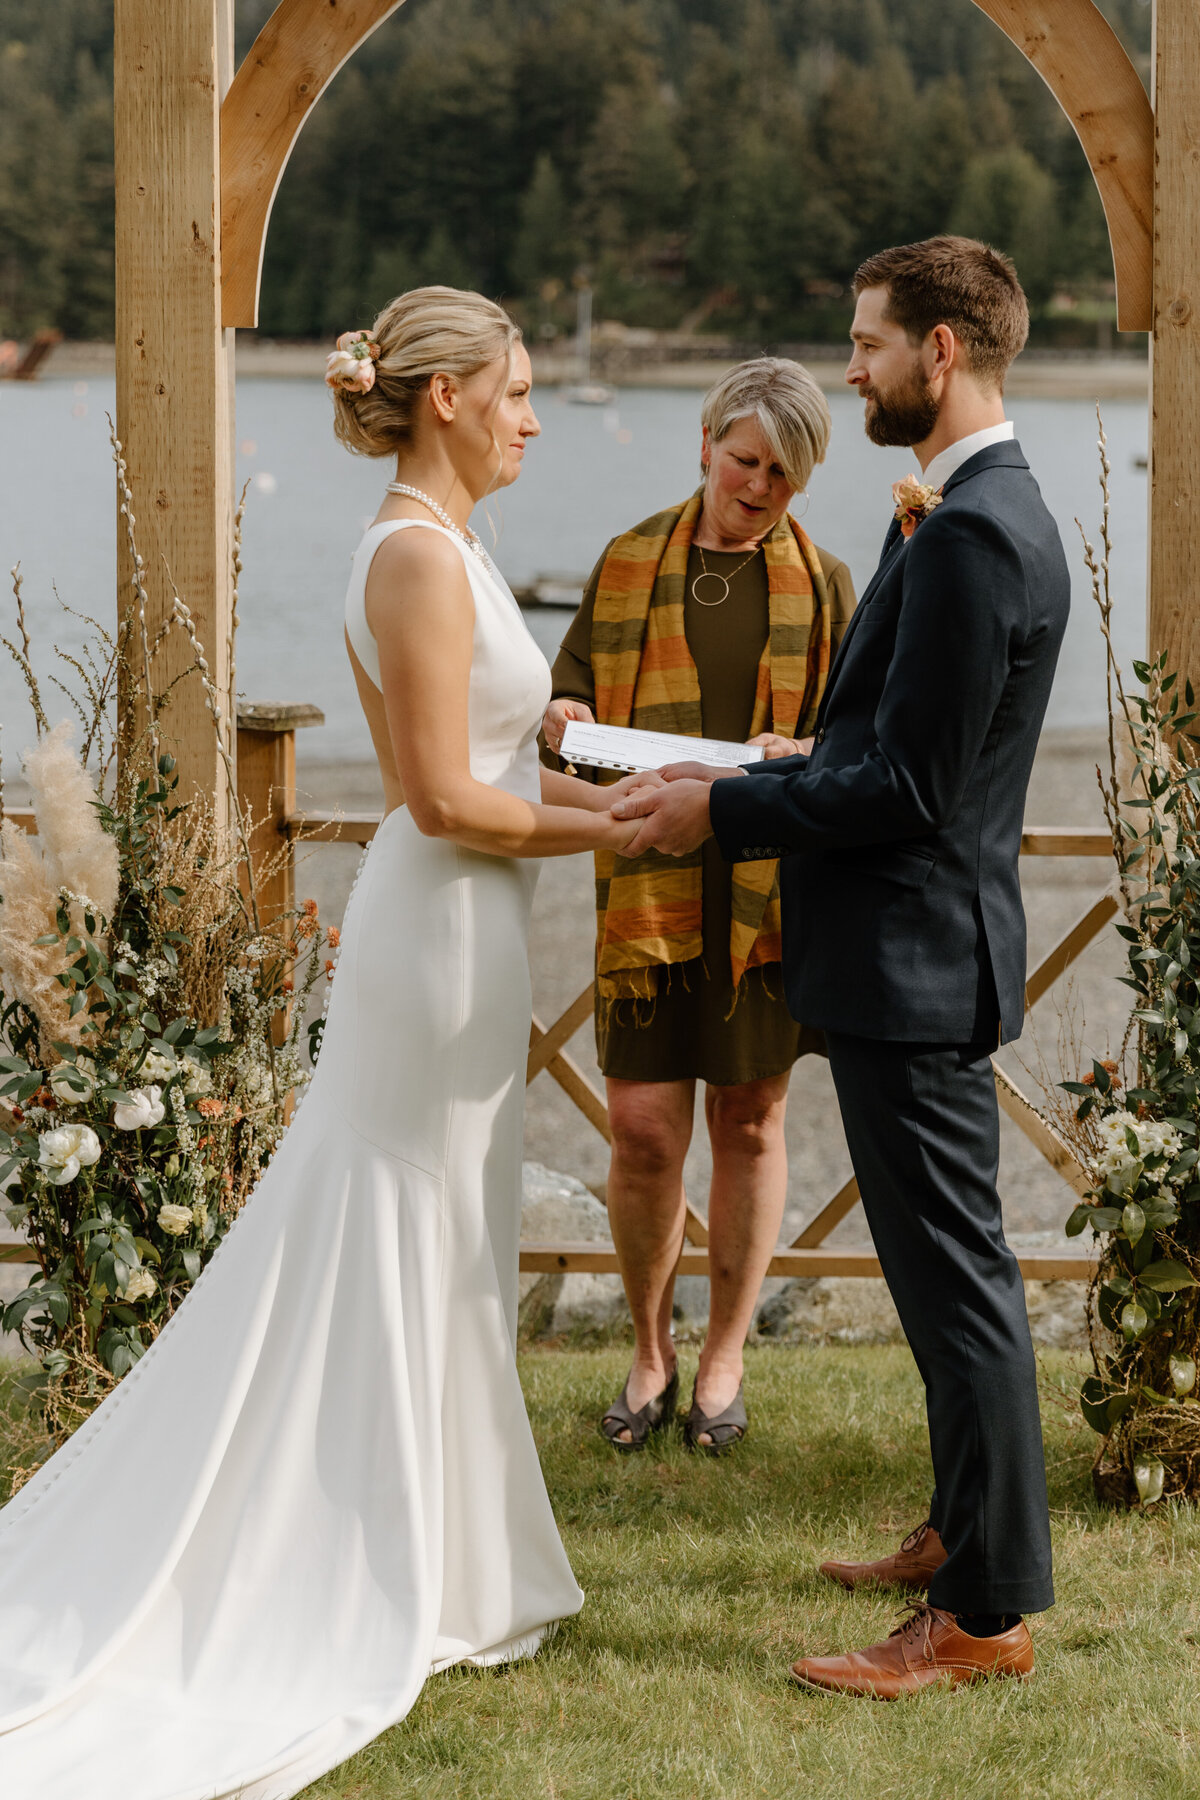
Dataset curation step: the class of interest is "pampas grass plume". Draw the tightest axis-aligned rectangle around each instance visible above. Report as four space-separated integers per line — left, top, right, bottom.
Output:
24 721 118 920
0 723 117 1054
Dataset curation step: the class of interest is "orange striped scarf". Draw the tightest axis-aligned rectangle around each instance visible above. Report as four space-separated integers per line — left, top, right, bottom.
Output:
591 490 833 1018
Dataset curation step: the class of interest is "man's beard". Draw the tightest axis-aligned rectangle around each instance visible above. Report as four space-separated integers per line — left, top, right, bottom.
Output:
862 366 940 448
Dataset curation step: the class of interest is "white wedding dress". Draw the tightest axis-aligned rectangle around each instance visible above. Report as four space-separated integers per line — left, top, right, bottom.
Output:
0 520 583 1799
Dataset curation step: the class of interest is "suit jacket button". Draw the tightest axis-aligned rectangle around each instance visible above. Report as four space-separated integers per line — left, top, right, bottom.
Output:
816 727 825 743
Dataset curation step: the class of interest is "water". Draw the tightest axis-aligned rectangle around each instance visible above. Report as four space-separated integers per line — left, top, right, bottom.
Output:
0 376 1147 764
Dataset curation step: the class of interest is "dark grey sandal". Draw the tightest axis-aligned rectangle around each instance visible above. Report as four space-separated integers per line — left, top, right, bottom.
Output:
600 1367 679 1453
684 1378 747 1455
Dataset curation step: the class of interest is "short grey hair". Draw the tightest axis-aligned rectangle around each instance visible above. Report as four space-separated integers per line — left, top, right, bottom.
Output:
700 357 831 493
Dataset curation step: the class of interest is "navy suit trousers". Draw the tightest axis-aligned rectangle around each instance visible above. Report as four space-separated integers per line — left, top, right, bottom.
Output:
824 1030 1055 1615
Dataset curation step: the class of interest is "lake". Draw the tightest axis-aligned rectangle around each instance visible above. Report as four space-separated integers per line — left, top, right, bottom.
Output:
0 376 1148 763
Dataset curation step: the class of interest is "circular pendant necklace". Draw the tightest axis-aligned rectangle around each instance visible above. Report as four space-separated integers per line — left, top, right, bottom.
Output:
690 541 762 606
385 482 489 564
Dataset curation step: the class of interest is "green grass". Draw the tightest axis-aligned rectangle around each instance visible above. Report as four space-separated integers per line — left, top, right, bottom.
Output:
7 1345 1200 1797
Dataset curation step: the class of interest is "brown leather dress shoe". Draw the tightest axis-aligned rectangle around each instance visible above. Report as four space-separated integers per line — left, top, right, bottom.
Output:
790 1603 1034 1699
818 1519 947 1593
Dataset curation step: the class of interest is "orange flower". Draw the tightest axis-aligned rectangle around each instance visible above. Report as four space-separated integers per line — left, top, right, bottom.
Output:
1081 1071 1096 1086
232 1106 244 1123
891 473 943 539
302 898 318 917
325 960 336 978
326 926 340 949
281 978 295 995
197 1097 226 1119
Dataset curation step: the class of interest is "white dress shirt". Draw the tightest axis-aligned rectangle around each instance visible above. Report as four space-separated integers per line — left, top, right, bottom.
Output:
920 420 1015 492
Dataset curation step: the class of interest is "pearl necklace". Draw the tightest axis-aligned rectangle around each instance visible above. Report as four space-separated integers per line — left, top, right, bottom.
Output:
385 482 489 563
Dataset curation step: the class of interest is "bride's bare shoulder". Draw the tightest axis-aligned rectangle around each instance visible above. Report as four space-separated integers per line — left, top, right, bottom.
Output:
365 524 473 630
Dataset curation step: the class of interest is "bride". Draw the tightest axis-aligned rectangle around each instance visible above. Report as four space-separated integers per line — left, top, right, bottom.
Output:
0 288 640 1798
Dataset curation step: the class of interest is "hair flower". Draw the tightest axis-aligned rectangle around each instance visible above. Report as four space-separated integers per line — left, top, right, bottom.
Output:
892 474 943 539
325 330 382 395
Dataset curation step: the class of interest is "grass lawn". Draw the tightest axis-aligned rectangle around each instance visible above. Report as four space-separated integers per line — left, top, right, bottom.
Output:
6 1343 1200 1797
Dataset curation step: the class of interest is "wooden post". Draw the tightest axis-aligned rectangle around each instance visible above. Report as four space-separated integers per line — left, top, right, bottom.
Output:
113 0 235 815
1149 0 1200 679
235 701 325 928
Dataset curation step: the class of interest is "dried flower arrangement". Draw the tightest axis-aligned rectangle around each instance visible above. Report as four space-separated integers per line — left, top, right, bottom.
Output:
1049 415 1200 1506
0 428 332 1449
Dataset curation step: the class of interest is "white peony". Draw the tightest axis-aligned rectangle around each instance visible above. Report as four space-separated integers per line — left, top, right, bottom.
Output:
157 1202 194 1237
140 1049 178 1083
37 1123 101 1186
49 1057 97 1104
121 1268 156 1303
113 1086 166 1131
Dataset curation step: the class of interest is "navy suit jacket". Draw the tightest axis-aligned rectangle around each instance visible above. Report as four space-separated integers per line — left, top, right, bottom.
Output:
709 441 1070 1043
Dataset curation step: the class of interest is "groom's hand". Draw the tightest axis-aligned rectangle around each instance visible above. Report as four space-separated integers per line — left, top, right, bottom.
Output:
611 777 716 857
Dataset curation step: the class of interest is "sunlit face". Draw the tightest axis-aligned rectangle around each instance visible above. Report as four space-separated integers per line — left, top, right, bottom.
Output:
846 286 940 448
446 342 540 494
700 415 795 543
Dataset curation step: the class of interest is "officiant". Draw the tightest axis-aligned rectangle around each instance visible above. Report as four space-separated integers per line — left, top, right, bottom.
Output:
541 358 855 1454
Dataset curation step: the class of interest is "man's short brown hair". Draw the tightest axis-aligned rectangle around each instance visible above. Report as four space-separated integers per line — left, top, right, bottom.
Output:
852 235 1029 390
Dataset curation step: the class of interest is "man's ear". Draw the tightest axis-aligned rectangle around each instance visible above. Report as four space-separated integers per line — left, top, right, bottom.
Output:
928 323 960 380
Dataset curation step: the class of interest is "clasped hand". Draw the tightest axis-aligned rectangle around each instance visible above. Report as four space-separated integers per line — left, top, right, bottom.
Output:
607 761 741 857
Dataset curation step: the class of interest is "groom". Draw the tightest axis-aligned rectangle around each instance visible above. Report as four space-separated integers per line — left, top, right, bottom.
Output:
613 236 1069 1696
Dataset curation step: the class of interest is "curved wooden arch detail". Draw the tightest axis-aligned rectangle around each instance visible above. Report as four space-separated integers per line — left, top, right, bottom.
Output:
220 0 408 328
970 0 1153 331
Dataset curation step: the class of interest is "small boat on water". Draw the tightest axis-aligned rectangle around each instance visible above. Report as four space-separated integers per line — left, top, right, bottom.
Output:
510 573 586 610
562 287 616 406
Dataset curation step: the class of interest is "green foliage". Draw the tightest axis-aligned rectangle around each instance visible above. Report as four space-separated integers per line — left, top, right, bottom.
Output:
1054 457 1200 1500
0 0 1152 342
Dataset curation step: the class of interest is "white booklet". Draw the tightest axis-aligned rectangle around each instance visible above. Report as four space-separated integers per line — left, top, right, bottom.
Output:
559 720 765 774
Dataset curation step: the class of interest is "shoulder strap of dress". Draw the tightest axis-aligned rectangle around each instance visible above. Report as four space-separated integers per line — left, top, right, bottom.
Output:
345 519 477 690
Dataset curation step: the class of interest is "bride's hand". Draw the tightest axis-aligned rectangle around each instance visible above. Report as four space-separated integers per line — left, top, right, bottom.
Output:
605 770 666 802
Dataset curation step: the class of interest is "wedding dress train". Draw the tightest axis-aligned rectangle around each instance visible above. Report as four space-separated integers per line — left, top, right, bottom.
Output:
0 520 583 1799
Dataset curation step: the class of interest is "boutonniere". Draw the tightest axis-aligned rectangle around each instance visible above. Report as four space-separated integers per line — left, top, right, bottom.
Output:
891 474 943 539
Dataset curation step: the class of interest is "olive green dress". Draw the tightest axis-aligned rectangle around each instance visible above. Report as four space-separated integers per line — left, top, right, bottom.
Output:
548 539 856 1085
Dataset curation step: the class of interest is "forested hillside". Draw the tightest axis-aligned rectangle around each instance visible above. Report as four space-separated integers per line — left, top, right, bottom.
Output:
0 0 1152 343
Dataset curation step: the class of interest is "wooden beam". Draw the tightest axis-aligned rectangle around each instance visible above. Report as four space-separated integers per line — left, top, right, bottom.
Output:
1019 826 1110 857
791 1174 862 1248
220 0 408 328
993 1061 1092 1198
1024 886 1122 1010
114 0 235 815
969 0 1153 330
286 809 380 845
1149 0 1200 681
516 1243 1096 1281
527 986 594 1082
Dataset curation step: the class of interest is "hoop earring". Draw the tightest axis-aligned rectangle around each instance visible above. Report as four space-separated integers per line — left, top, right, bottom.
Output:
792 492 811 520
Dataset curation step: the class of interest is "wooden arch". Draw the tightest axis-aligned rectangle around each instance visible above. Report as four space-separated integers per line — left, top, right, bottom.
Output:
217 0 1154 333
221 0 408 328
970 0 1153 330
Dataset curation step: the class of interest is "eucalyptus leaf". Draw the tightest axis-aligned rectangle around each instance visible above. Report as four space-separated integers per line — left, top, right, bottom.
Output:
1140 1261 1199 1292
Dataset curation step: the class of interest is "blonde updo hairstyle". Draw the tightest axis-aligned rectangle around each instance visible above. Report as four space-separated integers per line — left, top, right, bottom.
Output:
331 285 522 460
700 357 832 494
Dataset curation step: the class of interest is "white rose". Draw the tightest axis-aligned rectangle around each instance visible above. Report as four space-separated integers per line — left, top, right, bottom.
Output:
121 1268 156 1303
49 1057 97 1104
37 1123 101 1186
113 1086 166 1131
157 1201 194 1237
141 1050 177 1083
